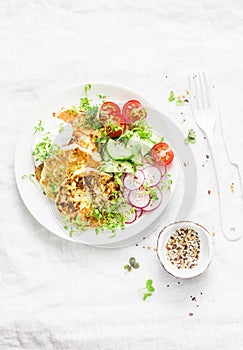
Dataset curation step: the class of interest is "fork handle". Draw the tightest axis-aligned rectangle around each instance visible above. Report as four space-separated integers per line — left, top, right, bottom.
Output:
207 131 243 241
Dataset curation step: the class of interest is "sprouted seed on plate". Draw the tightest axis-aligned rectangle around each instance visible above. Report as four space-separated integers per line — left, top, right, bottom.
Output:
165 227 200 269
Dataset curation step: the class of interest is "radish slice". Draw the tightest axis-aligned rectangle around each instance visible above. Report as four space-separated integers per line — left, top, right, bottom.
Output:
142 166 162 187
143 163 166 176
125 210 137 224
122 187 130 200
128 189 150 209
123 170 144 190
143 186 162 212
135 208 143 218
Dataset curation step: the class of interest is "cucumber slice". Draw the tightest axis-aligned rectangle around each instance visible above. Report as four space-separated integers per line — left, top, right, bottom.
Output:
140 139 155 156
126 134 154 156
106 139 135 161
101 161 136 173
100 146 110 162
131 152 143 165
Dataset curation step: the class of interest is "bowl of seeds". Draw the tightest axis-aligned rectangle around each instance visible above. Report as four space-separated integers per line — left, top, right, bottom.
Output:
157 221 214 278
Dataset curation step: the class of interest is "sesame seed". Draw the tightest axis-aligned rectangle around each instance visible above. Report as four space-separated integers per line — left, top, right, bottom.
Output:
165 227 200 269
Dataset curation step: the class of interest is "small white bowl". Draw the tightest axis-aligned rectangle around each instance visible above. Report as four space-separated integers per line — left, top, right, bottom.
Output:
157 221 214 279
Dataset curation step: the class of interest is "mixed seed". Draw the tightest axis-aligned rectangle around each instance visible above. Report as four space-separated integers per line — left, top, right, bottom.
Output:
165 227 200 269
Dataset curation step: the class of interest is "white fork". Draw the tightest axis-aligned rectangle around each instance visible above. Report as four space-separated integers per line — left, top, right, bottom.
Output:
188 72 243 241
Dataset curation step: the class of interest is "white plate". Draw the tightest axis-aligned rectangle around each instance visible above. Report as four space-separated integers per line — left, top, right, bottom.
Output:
15 82 197 248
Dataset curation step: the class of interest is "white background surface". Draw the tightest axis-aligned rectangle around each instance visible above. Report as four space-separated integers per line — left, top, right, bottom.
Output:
1 0 243 349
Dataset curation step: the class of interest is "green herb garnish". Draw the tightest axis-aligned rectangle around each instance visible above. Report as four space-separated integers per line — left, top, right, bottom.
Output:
58 123 65 133
148 187 159 201
143 279 155 300
119 121 152 143
124 257 140 272
32 134 60 162
86 105 99 117
84 83 91 95
168 90 189 106
176 99 184 106
97 94 107 102
22 173 35 181
79 97 91 111
69 105 77 114
84 105 102 129
21 173 39 189
63 195 132 237
33 120 44 135
184 128 196 144
135 122 152 139
168 91 175 102
160 173 173 190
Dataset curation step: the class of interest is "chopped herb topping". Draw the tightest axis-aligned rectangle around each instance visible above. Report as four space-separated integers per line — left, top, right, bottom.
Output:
176 99 184 106
33 120 44 135
97 94 107 102
69 105 77 115
21 173 39 188
86 105 99 117
58 123 65 133
83 105 102 129
160 173 173 190
185 129 196 144
168 91 175 102
84 83 91 95
32 134 60 162
124 257 140 272
79 97 91 111
62 194 132 237
168 90 189 106
143 279 155 300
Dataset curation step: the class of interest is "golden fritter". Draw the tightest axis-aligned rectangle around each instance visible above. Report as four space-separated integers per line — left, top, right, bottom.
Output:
55 108 99 152
40 147 101 200
55 169 120 227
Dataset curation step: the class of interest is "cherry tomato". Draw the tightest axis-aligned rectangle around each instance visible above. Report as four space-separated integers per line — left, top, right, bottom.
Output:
105 113 126 138
99 101 121 122
151 142 174 166
122 100 147 125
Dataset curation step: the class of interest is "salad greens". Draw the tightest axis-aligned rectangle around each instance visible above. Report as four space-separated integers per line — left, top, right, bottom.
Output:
32 132 60 163
31 83 175 238
33 120 44 135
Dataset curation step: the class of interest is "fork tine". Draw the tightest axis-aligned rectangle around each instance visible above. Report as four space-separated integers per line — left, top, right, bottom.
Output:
202 72 211 107
188 74 194 106
190 73 209 110
192 74 200 109
188 74 198 110
198 72 206 109
188 74 199 109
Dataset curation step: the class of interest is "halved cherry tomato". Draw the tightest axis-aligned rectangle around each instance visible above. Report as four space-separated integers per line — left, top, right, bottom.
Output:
99 101 121 122
122 100 147 125
104 113 126 138
151 142 174 166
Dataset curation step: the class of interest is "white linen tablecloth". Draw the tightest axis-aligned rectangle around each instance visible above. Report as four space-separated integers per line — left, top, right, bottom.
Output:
1 0 243 349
